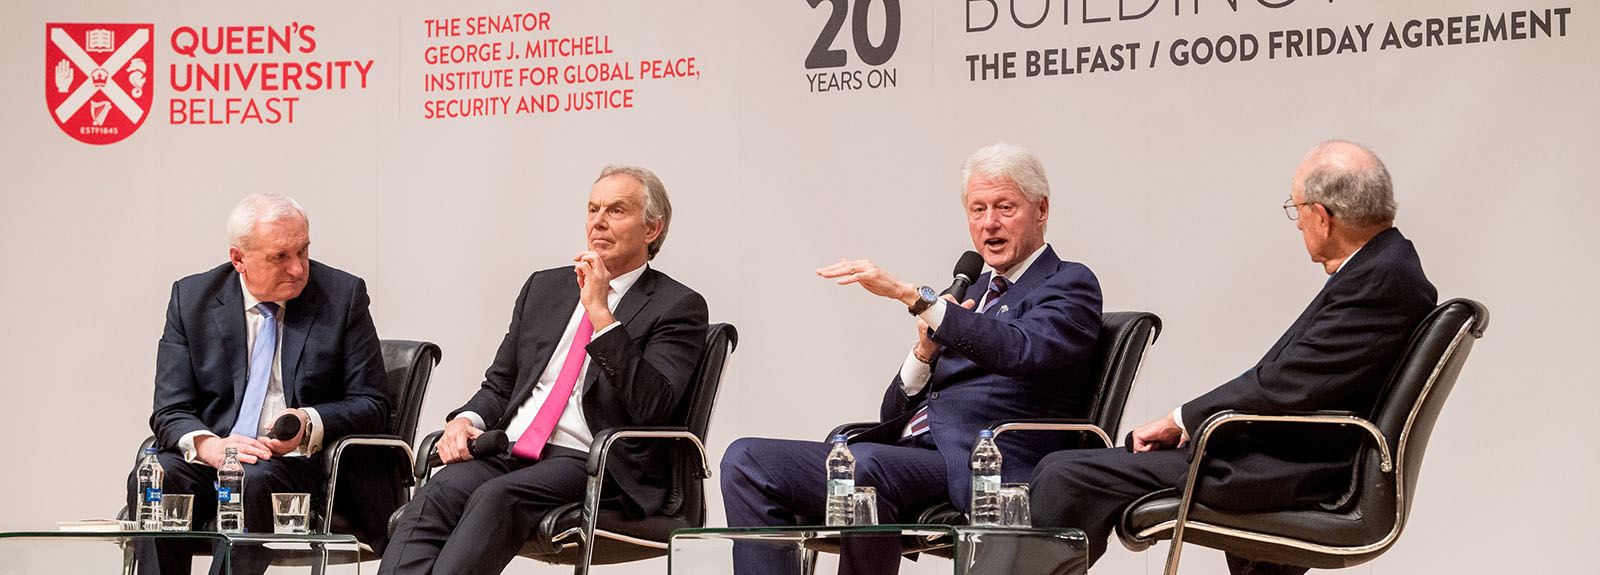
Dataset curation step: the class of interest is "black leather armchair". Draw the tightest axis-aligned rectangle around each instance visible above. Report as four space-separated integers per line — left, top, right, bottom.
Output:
811 311 1162 559
406 322 738 575
1115 298 1489 575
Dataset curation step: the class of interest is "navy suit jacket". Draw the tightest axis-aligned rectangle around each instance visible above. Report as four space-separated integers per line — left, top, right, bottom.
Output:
854 245 1103 511
450 266 709 516
150 261 389 450
1181 227 1437 509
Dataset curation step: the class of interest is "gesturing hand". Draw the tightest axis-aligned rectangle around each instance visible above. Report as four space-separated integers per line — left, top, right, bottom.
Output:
817 259 918 305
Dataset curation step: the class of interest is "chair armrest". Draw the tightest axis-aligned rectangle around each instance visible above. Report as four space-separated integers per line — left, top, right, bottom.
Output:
576 427 707 572
414 429 445 486
822 421 878 442
988 418 1113 449
321 434 415 535
584 426 708 479
1158 409 1393 574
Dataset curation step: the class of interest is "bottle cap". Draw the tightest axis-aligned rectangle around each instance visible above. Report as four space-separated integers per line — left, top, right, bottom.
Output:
225 447 238 455
143 446 158 455
978 429 994 438
833 434 849 443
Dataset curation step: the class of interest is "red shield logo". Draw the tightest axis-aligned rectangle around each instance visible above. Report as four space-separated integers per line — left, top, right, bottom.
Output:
45 23 155 145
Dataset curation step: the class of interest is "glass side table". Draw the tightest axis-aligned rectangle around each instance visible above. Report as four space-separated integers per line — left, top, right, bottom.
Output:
670 524 1087 575
0 530 360 574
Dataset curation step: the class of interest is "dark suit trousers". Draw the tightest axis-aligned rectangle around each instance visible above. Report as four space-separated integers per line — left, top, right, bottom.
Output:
124 450 324 575
1030 448 1309 575
380 444 604 575
720 436 948 575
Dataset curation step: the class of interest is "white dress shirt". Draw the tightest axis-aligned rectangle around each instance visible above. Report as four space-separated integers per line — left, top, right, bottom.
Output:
178 276 325 464
460 263 647 454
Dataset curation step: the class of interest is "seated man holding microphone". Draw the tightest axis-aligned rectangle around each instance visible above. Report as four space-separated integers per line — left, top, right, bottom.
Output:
130 193 390 575
720 142 1105 574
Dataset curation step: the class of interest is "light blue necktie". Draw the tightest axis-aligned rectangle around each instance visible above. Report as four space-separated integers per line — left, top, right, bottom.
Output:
231 302 279 438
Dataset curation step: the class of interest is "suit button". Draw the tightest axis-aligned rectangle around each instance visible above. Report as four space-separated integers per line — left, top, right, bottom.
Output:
930 391 940 400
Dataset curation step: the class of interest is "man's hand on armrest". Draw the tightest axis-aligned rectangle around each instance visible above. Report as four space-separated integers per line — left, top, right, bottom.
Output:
1129 411 1186 453
437 417 484 464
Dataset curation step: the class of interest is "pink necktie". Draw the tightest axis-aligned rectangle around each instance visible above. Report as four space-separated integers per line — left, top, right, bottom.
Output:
511 312 594 460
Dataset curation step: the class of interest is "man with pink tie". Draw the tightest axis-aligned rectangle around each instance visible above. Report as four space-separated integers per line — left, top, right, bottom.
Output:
380 165 709 575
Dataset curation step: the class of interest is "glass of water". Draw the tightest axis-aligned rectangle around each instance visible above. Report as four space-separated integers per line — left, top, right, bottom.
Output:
160 494 193 531
849 486 878 526
271 493 312 534
997 483 1031 528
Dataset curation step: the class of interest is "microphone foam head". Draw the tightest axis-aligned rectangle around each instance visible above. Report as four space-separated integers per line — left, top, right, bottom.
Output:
954 251 984 280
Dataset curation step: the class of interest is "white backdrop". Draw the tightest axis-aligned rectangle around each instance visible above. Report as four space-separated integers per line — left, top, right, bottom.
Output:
0 1 1594 574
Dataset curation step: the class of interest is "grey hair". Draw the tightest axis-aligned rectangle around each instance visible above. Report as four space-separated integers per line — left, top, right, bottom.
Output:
1302 140 1397 229
227 193 307 250
960 142 1051 206
597 165 672 260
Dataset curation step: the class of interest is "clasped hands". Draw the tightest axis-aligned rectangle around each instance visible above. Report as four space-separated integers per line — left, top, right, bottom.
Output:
194 408 308 467
573 250 618 331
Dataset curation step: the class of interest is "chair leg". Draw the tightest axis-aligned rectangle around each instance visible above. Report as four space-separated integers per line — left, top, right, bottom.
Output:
121 540 136 575
801 547 818 575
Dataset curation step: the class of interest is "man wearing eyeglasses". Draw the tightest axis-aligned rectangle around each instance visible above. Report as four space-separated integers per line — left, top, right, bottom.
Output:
1029 140 1438 575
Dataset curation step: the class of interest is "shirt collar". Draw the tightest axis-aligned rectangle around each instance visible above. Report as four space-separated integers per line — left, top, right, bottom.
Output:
1332 244 1363 276
608 262 649 299
984 243 1049 286
239 275 287 313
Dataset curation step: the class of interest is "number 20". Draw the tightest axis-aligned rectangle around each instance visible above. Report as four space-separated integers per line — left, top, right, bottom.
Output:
805 0 901 69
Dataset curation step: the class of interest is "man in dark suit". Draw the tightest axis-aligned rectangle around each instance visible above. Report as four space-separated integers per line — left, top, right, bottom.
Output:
720 142 1104 574
380 165 709 575
128 193 389 575
1030 140 1439 574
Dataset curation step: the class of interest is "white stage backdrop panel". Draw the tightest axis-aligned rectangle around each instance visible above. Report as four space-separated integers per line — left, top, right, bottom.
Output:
0 1 1593 574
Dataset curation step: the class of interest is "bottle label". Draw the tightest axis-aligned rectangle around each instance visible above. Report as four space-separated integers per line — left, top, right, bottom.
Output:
827 479 853 498
217 487 232 503
972 475 1000 494
144 488 162 503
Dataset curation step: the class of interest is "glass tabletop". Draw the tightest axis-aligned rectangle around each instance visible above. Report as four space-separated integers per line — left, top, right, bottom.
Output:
0 530 362 574
670 525 1087 575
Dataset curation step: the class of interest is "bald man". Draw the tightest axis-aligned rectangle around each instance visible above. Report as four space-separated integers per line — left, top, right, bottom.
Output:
1029 141 1438 575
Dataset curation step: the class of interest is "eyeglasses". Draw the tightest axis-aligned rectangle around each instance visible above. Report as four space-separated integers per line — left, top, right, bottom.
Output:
1281 198 1333 221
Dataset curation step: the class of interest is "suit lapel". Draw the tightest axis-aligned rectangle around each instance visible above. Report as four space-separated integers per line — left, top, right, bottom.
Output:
988 245 1060 316
211 275 249 410
280 278 322 408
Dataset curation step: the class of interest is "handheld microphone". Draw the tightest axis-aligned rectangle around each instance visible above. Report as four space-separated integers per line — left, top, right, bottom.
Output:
946 251 985 303
267 413 302 442
426 430 510 467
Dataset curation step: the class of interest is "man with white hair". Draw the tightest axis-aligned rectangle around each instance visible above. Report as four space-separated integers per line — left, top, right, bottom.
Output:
720 142 1105 574
1029 140 1438 575
129 193 389 574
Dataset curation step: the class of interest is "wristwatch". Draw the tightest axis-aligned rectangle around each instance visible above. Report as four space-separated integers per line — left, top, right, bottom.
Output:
907 285 938 316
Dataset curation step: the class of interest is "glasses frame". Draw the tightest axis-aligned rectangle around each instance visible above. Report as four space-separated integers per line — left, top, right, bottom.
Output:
1282 198 1331 221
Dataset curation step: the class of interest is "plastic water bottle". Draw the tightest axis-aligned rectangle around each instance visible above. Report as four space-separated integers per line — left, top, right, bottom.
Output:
135 447 165 531
969 429 1003 526
217 447 245 533
824 434 855 526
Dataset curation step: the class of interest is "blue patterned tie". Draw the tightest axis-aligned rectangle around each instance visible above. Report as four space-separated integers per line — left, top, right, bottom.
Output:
231 302 279 438
981 276 1010 314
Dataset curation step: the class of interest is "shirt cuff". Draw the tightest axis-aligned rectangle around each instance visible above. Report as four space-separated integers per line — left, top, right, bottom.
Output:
302 407 325 455
593 321 622 339
457 411 488 430
898 349 933 396
179 430 218 465
1171 406 1188 441
919 299 949 331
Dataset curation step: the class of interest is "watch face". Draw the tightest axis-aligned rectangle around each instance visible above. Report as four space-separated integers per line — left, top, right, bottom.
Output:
919 286 937 301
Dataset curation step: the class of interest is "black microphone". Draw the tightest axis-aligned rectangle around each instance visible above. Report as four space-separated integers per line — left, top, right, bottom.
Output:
426 430 509 467
946 251 985 302
267 413 301 441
